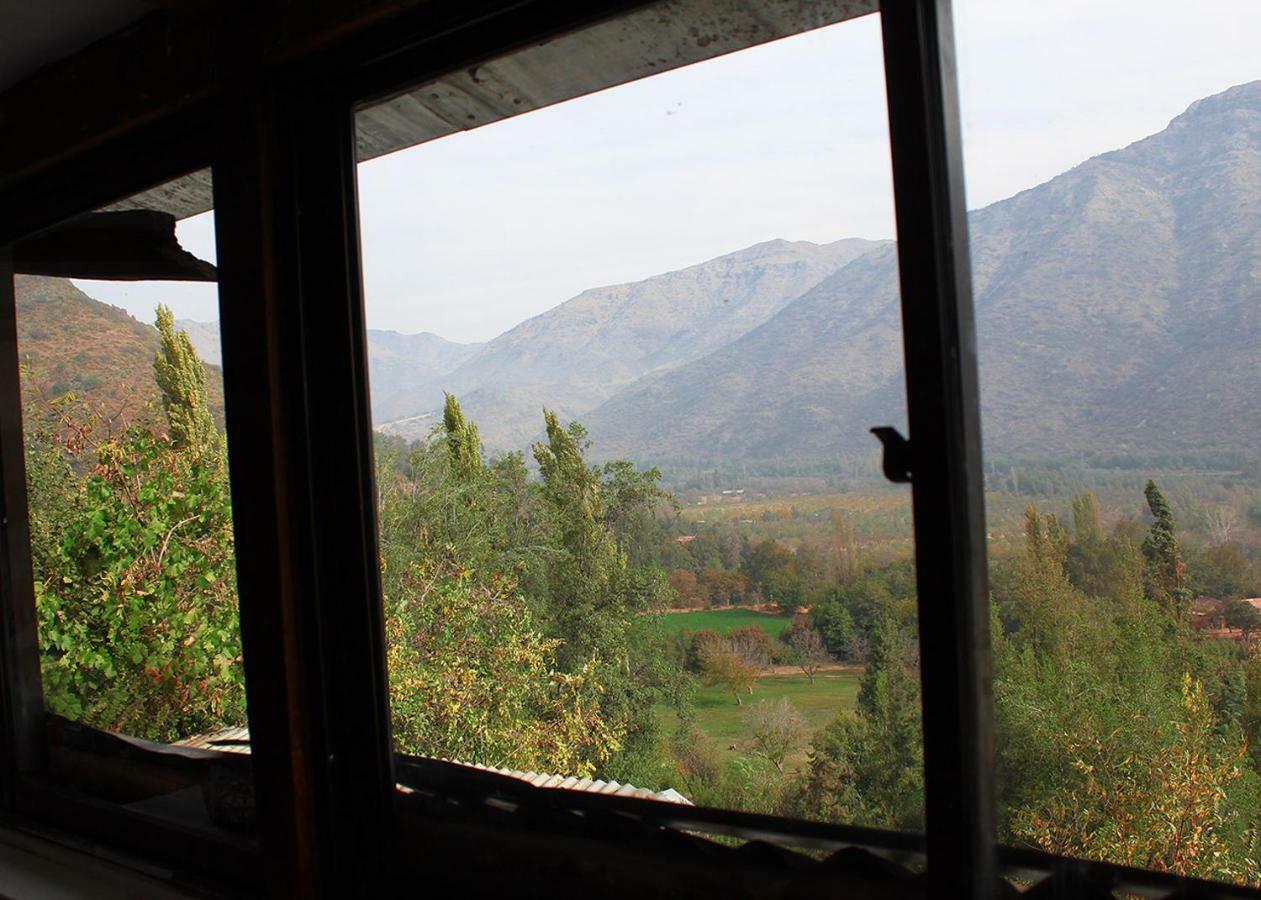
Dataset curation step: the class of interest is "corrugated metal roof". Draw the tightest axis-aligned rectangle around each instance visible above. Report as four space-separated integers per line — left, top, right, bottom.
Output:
173 725 250 754
174 727 693 805
449 760 692 805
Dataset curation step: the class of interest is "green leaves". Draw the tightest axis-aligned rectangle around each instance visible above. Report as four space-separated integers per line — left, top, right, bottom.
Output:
26 380 244 743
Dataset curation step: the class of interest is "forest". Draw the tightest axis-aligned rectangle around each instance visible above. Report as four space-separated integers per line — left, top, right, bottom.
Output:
21 314 1261 887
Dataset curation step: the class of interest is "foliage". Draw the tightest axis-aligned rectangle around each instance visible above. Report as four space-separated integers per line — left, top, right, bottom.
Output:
29 317 243 743
993 489 1261 884
1012 677 1260 885
780 621 832 684
531 409 681 778
1223 599 1261 639
153 305 219 456
1189 543 1260 601
441 391 483 481
789 615 923 830
744 698 806 774
1143 480 1192 618
386 561 618 775
699 646 758 705
808 599 856 659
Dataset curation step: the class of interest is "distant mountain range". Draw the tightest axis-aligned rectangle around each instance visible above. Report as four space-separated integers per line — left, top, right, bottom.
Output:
580 79 1261 466
16 80 1261 470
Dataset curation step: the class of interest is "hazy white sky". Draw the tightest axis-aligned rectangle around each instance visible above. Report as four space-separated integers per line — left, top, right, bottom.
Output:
77 0 1261 343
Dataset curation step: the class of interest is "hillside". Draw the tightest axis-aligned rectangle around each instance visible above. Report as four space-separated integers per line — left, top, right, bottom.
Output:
15 276 225 428
22 81 1260 471
583 80 1261 466
178 319 482 430
378 237 886 446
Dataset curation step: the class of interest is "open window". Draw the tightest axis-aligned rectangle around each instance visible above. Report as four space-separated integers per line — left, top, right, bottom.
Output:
349 0 941 880
953 0 1261 890
0 171 258 884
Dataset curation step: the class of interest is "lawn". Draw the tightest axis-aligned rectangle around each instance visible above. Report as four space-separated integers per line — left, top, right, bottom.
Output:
658 669 862 774
660 607 794 639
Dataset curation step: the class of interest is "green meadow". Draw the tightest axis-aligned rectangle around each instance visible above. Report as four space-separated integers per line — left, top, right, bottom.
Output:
658 670 862 774
659 607 794 639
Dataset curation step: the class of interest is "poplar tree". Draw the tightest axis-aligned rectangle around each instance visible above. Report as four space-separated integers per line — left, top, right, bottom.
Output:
153 305 217 456
1142 479 1189 617
442 392 483 481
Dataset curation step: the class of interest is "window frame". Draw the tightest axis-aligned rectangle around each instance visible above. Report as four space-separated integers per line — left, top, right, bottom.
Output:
0 120 268 889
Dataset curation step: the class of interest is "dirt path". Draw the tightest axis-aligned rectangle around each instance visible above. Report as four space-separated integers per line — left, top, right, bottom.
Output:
761 662 864 677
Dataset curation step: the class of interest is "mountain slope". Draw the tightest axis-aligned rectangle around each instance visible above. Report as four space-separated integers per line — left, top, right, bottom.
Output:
178 319 482 428
17 276 225 427
380 237 887 446
584 80 1261 465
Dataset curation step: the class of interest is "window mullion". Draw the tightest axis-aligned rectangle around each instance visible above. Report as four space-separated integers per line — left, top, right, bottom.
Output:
880 0 996 896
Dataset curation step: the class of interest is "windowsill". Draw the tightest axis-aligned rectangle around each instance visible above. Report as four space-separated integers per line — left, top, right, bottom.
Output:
0 820 232 900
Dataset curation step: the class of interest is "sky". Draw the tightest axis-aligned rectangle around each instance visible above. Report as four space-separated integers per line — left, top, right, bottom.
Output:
75 0 1261 343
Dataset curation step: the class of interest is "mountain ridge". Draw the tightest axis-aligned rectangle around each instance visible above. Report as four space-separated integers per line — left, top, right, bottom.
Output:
582 79 1261 465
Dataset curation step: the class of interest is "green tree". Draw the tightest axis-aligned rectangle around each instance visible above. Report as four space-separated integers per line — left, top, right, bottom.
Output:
153 305 218 457
1012 676 1260 885
30 319 242 742
1143 480 1191 618
385 561 618 776
1223 598 1261 640
441 391 483 480
532 409 680 782
809 599 856 659
790 615 923 830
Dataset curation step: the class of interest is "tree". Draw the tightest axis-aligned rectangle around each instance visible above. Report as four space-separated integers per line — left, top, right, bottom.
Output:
30 318 242 743
441 391 482 480
700 647 758 705
1065 492 1144 605
668 569 704 608
780 621 832 684
1011 677 1259 885
741 540 799 606
1143 480 1191 618
745 698 805 774
1244 652 1261 774
685 629 725 673
1223 599 1261 640
829 507 860 582
153 305 217 457
728 625 777 671
1190 542 1258 601
809 599 856 659
531 408 680 779
385 561 619 776
790 615 923 830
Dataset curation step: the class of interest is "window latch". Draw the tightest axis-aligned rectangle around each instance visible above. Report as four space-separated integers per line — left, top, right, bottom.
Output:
870 426 912 484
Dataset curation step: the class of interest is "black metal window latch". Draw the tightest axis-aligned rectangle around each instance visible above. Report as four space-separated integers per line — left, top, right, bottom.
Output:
870 426 912 484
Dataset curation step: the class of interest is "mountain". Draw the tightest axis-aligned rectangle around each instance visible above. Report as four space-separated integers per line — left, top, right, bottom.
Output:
583 80 1261 465
21 81 1260 471
15 276 225 427
177 320 482 427
377 237 886 446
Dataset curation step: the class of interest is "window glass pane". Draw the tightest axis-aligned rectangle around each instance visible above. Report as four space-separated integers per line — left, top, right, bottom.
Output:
354 8 927 838
955 2 1261 885
15 178 254 836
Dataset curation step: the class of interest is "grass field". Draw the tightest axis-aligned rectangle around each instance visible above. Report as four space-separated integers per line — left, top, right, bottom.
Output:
658 670 862 773
660 607 794 639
